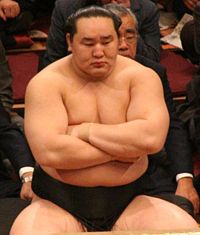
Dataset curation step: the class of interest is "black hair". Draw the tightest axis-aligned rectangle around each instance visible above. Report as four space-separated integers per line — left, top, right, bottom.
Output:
65 5 121 41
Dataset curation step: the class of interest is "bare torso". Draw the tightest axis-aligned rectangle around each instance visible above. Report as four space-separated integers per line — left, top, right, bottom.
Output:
39 56 148 186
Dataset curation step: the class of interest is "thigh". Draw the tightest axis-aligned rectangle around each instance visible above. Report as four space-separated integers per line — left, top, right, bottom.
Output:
113 195 198 231
10 195 85 235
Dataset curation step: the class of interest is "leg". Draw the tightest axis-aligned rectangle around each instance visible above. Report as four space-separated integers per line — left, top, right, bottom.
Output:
10 195 85 235
113 195 199 231
0 39 13 112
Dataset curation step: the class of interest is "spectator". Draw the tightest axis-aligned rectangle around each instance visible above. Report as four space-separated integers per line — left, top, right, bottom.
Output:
0 0 34 48
0 101 35 200
0 38 24 129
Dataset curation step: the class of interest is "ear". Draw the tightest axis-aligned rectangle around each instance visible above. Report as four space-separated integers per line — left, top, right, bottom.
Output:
66 33 72 52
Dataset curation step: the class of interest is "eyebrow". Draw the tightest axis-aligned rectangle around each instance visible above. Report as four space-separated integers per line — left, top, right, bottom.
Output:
125 28 137 34
100 35 113 41
81 35 113 42
81 37 95 42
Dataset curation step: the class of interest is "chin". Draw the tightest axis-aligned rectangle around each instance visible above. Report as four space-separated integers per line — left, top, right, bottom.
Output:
90 71 110 80
119 52 132 58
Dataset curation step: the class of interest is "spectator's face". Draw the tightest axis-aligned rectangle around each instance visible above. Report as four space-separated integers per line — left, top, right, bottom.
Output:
67 17 119 80
100 0 131 8
118 14 137 58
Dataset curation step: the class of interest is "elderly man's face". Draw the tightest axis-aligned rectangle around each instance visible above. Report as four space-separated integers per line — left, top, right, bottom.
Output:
100 0 131 8
118 14 137 58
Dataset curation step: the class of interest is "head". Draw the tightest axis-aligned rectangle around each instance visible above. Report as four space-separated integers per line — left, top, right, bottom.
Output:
65 6 122 80
104 3 138 58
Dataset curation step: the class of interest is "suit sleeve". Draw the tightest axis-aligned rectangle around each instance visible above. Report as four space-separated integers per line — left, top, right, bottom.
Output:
0 103 35 175
161 70 193 176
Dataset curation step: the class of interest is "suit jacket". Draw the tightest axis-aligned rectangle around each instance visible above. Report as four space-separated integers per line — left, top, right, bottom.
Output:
135 55 193 193
130 0 160 62
0 102 35 176
41 0 160 68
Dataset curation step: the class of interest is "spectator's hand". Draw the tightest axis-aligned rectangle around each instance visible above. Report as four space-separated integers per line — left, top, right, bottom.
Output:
183 0 199 11
20 172 34 201
176 177 200 215
0 0 20 21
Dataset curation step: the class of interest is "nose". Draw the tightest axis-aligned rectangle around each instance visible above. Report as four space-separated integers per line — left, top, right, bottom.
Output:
92 44 104 58
118 37 129 51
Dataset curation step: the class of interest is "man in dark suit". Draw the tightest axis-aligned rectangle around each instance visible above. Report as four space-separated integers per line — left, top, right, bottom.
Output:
104 3 199 215
40 0 160 69
0 101 35 200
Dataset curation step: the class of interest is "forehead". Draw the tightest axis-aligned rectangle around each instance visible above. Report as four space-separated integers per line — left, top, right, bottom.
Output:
75 17 116 37
120 15 135 30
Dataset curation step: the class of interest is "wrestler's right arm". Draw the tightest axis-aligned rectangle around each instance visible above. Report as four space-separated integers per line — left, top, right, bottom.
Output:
24 73 113 170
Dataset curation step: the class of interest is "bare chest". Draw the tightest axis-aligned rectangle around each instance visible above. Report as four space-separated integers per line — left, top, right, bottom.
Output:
64 82 130 124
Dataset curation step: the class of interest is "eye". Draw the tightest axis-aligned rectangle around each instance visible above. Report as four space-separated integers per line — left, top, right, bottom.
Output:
125 33 137 43
126 35 135 40
85 43 94 46
83 42 95 47
102 40 111 45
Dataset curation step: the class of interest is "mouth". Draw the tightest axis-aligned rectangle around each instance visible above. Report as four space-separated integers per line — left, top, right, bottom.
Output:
91 62 106 68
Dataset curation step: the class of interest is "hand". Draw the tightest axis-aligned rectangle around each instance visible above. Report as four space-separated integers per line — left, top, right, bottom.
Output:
20 172 34 201
0 0 20 21
176 177 200 215
183 0 199 11
68 123 91 142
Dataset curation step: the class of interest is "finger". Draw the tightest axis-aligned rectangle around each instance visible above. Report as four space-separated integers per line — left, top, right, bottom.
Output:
10 5 20 17
0 8 6 21
4 7 13 18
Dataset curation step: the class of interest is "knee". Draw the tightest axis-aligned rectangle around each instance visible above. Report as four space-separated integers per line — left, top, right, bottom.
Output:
114 195 199 231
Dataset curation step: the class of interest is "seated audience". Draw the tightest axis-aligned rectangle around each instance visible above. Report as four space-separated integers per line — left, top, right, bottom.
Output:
173 0 199 20
0 0 35 48
10 6 198 235
40 0 160 69
104 2 199 216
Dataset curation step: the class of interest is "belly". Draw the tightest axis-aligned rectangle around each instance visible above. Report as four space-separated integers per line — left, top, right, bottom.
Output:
43 156 148 187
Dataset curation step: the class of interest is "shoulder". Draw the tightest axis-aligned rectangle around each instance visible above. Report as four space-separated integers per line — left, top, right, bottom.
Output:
116 55 158 80
26 57 70 94
135 55 166 77
131 0 157 11
131 0 159 19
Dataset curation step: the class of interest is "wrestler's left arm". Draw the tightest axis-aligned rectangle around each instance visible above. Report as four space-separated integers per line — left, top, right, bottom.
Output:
70 68 169 160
